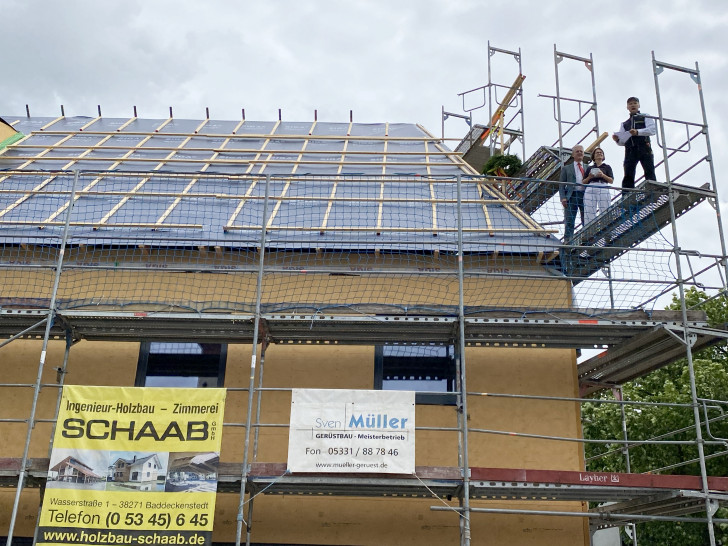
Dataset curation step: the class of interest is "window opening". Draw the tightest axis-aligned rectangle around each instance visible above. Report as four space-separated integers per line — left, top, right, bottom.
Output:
135 342 227 388
374 345 457 405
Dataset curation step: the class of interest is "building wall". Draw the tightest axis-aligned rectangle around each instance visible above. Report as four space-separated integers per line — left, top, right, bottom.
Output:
114 462 133 482
0 257 586 544
0 251 567 313
1 340 586 545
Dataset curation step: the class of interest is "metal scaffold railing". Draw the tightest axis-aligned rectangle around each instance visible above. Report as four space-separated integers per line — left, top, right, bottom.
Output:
647 50 728 546
448 43 526 177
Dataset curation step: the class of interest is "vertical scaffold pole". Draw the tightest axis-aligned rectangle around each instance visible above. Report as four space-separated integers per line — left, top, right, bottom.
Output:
245 340 268 546
487 41 494 150
456 175 471 546
652 52 716 546
617 387 638 545
552 47 600 151
33 331 74 545
516 47 525 160
588 52 599 136
554 45 564 158
7 170 79 546
236 174 271 546
693 61 728 287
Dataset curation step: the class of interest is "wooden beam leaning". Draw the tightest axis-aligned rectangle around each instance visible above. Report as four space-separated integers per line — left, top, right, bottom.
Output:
585 132 609 154
479 73 526 152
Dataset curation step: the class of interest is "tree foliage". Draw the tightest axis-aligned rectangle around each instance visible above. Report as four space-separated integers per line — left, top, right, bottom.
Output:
582 288 728 544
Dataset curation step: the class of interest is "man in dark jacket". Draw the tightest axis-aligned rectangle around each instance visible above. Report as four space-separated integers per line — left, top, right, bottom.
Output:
612 97 657 193
559 145 586 242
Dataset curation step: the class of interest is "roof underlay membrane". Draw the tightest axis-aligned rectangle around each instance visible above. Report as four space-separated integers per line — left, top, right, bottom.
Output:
0 115 558 253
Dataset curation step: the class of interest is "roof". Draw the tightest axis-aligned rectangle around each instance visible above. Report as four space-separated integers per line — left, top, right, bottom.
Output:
50 455 102 478
0 115 558 253
169 452 219 474
114 454 160 467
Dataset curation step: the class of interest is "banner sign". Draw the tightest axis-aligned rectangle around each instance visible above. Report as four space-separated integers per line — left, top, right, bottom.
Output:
39 386 226 546
287 389 415 474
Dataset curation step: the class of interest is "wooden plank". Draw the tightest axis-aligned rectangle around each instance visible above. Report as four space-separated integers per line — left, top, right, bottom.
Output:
424 140 438 234
9 143 460 157
37 130 444 143
265 179 291 228
249 120 281 175
3 155 466 168
469 467 728 492
375 123 388 231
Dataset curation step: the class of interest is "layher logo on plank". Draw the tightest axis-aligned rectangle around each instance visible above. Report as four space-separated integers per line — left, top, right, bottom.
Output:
288 389 416 474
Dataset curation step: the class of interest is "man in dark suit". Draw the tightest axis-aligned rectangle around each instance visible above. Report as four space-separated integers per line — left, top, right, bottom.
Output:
559 145 586 241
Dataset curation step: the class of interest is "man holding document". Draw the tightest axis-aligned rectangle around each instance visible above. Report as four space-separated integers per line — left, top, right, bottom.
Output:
612 96 657 194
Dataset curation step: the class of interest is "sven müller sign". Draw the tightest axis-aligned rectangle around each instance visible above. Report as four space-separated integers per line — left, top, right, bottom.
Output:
288 389 415 474
38 385 225 546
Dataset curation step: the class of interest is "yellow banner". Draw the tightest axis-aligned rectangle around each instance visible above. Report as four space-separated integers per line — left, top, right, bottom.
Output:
38 386 226 546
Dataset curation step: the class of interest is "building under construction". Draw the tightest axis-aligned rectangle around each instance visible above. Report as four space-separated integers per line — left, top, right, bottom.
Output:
1 47 727 545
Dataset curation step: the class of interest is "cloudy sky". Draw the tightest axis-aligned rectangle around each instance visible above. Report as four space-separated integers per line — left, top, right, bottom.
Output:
2 0 727 259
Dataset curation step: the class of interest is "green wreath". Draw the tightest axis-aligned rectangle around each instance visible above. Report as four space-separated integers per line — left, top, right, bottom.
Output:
482 153 522 177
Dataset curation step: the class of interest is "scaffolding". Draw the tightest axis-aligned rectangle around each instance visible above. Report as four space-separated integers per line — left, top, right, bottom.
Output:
1 50 728 546
450 42 525 174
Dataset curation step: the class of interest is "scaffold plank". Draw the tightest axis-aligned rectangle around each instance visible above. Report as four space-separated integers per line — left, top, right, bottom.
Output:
562 181 712 282
579 324 728 395
0 309 716 348
4 458 726 521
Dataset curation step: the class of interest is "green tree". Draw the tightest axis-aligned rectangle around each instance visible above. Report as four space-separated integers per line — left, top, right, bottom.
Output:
582 288 728 544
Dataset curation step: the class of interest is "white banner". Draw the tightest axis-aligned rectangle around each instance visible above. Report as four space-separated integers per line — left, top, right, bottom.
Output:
287 389 415 474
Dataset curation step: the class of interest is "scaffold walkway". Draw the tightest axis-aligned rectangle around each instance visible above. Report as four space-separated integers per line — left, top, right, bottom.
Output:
3 458 726 528
2 309 725 396
560 180 712 281
0 308 715 346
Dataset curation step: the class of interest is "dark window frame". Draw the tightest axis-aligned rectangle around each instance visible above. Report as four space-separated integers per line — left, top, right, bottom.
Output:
374 345 458 405
135 342 227 388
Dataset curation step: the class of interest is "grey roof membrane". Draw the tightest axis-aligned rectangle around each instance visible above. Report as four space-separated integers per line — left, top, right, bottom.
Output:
0 116 558 253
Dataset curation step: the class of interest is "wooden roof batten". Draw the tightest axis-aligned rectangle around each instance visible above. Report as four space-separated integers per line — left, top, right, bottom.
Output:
0 116 555 240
